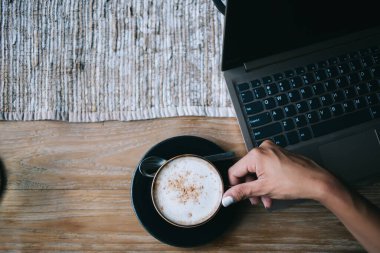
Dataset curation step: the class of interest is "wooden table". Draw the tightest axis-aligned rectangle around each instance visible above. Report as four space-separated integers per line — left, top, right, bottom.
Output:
0 117 379 252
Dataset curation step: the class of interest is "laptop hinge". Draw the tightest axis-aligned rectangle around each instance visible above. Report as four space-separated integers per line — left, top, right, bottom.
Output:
243 60 282 72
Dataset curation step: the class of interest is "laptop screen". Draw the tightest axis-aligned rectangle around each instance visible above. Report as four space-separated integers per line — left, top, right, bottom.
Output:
222 1 380 71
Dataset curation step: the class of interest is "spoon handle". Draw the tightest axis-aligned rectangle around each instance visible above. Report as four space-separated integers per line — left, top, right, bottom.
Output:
204 151 235 162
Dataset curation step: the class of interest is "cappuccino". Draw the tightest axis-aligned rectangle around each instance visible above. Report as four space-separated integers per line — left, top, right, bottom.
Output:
152 156 223 227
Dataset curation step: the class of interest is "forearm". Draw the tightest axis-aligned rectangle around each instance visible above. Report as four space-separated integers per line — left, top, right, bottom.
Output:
316 178 380 253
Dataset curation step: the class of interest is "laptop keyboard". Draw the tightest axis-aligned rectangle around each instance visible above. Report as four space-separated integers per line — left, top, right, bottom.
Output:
236 45 380 147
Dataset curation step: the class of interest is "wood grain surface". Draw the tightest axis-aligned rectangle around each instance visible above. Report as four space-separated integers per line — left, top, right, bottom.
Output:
0 117 379 252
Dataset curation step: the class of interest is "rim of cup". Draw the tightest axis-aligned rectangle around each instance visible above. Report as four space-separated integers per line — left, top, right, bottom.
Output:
150 154 224 228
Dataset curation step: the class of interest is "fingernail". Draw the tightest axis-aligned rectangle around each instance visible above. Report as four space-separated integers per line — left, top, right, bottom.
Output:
222 196 234 207
250 198 258 205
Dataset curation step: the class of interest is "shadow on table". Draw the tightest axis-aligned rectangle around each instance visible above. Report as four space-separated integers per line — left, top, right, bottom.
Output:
0 159 7 203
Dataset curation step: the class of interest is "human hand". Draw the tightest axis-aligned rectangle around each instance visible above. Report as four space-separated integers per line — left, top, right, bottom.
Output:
222 140 337 208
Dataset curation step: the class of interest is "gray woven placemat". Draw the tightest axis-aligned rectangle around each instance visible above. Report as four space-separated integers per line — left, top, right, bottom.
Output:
0 0 235 122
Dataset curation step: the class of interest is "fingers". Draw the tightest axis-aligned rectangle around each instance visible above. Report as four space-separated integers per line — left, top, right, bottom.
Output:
228 149 258 185
222 180 263 207
228 140 276 186
261 196 272 209
245 174 259 205
223 140 277 208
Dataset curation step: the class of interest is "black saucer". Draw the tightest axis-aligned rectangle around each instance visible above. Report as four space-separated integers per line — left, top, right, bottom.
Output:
131 135 237 247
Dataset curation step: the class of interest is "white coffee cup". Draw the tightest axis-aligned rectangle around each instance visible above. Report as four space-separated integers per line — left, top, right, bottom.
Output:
151 154 224 228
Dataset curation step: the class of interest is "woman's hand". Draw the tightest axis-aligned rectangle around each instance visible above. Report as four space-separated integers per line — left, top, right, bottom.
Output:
222 140 336 208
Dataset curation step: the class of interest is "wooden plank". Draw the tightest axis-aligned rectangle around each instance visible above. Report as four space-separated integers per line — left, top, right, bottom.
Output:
0 190 369 252
0 118 246 190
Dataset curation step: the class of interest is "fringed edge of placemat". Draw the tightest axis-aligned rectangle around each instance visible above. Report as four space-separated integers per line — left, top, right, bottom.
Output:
0 107 236 122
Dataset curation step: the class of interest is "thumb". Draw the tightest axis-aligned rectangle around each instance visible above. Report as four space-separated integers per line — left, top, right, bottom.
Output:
221 181 262 207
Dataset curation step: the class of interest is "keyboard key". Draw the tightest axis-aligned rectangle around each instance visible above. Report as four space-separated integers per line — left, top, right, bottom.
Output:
349 60 362 71
314 70 327 81
308 97 321 110
237 83 250 91
319 107 331 120
320 94 333 106
347 73 360 84
359 48 371 56
307 64 317 72
312 109 372 137
288 90 301 102
266 83 279 96
284 104 297 117
354 96 367 109
344 87 357 99
317 61 328 69
290 76 303 88
358 69 372 81
338 64 350 74
240 90 254 103
249 112 272 127
273 135 288 147
336 76 349 88
371 66 380 78
326 66 339 78
338 54 350 62
349 51 360 59
263 97 276 110
361 56 374 68
253 87 266 99
278 80 291 92
273 73 284 81
262 76 273 84
296 101 309 113
282 118 295 131
295 67 306 75
355 83 369 95
367 80 380 92
271 108 285 121
373 53 380 64
284 70 295 78
298 127 312 141
371 46 380 54
275 94 289 106
323 79 337 92
251 79 261 88
328 57 338 65
300 86 313 99
371 105 380 118
294 115 307 127
253 122 282 140
366 94 379 105
331 104 344 116
312 83 325 95
286 131 300 145
302 73 315 85
244 101 264 115
343 100 355 112
332 90 345 102
306 111 319 124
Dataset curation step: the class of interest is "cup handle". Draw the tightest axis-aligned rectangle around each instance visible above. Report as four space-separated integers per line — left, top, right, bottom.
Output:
138 156 167 178
204 151 235 163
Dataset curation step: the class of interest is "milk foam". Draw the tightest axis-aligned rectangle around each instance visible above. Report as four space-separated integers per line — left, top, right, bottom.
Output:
153 156 223 226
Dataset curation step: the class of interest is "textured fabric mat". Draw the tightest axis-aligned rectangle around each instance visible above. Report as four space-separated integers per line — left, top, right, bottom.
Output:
0 0 235 122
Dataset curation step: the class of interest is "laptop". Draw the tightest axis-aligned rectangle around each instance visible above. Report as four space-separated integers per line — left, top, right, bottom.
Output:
221 0 380 204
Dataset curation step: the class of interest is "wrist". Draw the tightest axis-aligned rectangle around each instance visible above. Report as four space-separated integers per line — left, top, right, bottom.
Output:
310 172 339 202
312 172 348 206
